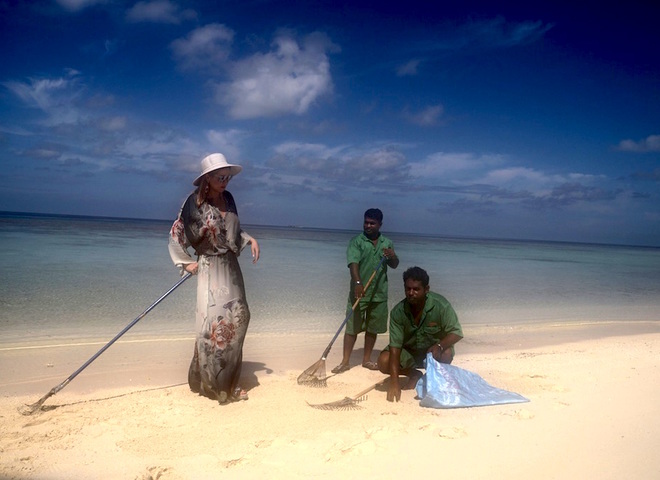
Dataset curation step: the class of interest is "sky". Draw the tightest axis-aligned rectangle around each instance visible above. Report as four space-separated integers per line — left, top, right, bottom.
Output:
1 1 659 246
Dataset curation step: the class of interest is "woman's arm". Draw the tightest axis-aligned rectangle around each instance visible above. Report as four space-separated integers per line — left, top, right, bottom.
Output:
239 231 260 263
168 217 196 274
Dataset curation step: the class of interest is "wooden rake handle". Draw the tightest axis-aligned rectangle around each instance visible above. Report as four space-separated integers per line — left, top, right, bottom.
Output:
351 379 387 401
321 256 387 359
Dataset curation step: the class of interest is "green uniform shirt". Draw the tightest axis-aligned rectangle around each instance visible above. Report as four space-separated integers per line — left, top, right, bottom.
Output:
389 292 463 352
346 232 393 304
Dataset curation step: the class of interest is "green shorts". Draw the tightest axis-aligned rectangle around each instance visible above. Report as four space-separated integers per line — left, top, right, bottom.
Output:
345 300 388 335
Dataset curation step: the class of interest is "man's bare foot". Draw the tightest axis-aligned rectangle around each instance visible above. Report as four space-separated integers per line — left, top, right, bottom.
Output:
403 369 422 390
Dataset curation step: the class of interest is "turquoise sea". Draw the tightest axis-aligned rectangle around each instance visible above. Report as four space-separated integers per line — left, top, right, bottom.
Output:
1 212 659 345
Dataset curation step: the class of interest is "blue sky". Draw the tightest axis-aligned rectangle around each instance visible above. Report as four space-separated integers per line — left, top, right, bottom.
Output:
1 1 659 246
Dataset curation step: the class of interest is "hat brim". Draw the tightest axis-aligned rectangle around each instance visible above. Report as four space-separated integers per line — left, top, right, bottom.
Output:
193 164 243 186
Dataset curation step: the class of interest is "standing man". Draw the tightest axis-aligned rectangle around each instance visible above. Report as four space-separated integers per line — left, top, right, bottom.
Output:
377 266 463 402
332 208 399 374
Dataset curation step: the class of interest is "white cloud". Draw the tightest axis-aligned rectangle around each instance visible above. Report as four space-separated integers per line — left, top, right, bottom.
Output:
397 59 421 76
477 167 602 191
360 148 407 172
4 78 64 110
170 24 234 70
3 73 84 125
405 104 443 126
98 116 126 132
409 154 609 207
480 166 554 187
215 31 339 119
205 129 246 161
273 141 344 160
118 131 198 169
410 152 504 178
24 148 62 159
126 0 196 24
617 134 660 153
420 17 553 54
55 0 107 12
460 17 553 49
269 141 405 183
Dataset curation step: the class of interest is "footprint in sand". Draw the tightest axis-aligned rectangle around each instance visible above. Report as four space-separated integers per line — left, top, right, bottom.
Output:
224 457 245 468
501 408 535 419
436 426 468 439
325 437 379 461
514 409 534 420
363 426 391 441
137 466 170 479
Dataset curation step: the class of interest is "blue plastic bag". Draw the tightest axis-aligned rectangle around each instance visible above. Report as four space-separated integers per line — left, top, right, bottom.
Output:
416 353 529 408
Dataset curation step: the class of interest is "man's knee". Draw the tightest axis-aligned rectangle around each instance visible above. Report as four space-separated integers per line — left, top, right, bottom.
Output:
439 349 454 364
377 350 389 373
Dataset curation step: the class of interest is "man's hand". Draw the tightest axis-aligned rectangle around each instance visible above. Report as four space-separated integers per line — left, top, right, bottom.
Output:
386 347 402 402
387 381 401 402
383 247 399 268
428 343 444 362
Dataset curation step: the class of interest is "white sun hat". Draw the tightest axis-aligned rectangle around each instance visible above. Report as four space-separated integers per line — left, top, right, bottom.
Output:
193 153 243 186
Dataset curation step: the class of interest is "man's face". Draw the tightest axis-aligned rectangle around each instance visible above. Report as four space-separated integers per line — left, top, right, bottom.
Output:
404 278 429 306
363 217 381 236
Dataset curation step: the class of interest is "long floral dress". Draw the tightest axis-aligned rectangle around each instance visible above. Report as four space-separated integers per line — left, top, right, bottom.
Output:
168 191 253 403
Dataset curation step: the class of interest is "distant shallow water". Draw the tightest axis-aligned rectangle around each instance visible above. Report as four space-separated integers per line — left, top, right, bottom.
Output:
1 212 659 344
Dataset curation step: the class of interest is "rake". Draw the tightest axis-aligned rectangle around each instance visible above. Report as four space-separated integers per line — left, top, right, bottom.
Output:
297 256 386 387
307 380 386 410
19 273 192 415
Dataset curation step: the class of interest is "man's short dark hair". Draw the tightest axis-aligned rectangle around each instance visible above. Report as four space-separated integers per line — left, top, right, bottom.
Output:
403 266 429 287
364 208 383 223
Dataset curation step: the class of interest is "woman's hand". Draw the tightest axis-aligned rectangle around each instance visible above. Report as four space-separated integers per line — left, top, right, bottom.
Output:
250 238 260 263
184 262 199 275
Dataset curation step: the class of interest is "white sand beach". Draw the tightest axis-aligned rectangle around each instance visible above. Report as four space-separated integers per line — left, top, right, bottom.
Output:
1 321 659 479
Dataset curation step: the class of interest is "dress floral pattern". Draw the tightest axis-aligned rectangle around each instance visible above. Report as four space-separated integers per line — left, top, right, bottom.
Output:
169 192 253 403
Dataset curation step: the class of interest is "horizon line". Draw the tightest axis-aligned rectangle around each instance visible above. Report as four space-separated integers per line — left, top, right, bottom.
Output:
2 209 658 250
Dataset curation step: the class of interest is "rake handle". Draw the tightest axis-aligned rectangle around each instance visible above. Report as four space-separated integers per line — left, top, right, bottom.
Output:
321 256 387 359
351 379 387 400
22 273 192 414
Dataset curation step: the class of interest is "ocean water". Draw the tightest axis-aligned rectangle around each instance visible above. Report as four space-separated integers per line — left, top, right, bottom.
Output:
1 212 659 344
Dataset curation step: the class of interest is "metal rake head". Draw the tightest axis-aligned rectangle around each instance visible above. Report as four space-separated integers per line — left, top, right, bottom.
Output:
298 376 328 387
297 360 328 387
306 380 383 411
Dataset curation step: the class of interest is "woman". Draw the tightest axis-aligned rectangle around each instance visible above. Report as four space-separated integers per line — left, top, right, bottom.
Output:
169 153 260 404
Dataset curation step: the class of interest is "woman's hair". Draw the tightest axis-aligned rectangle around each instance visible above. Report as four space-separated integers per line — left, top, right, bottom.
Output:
195 175 211 207
194 174 237 214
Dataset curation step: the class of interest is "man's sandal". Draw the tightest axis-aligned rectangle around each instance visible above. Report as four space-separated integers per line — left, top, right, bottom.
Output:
362 361 379 370
331 363 350 374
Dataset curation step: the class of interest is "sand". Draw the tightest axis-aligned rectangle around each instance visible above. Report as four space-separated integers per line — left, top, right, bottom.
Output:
1 321 659 480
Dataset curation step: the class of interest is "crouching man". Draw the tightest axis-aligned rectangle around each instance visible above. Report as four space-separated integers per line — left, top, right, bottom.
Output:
377 266 463 402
